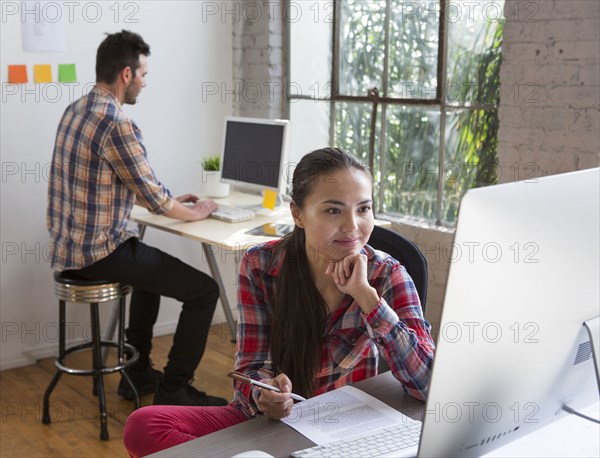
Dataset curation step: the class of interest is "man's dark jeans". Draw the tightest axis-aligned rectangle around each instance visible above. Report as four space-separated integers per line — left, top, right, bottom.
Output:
74 237 220 386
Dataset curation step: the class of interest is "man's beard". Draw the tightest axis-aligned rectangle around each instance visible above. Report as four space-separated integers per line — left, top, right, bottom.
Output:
123 82 140 105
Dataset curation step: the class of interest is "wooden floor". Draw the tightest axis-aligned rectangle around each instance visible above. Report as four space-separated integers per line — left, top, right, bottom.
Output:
0 324 237 458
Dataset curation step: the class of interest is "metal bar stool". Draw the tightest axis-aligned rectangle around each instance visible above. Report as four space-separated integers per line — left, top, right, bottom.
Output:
42 271 140 440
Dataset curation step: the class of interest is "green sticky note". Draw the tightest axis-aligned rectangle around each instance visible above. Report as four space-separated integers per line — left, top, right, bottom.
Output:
58 64 77 83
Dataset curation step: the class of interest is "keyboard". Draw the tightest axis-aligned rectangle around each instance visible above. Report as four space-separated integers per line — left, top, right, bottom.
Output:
291 419 421 458
209 205 255 223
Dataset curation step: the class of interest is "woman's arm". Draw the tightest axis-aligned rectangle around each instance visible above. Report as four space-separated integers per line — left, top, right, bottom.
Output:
327 252 435 400
232 249 276 416
364 262 435 401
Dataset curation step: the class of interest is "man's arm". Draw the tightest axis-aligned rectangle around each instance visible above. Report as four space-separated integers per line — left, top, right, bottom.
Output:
163 196 218 221
104 121 218 222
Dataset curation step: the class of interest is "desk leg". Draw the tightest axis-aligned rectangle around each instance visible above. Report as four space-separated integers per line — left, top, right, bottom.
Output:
202 243 237 343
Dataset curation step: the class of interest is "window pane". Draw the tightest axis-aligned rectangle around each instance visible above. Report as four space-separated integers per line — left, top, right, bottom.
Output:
338 0 387 96
446 0 504 104
289 1 333 97
334 101 379 166
442 108 499 225
383 107 441 220
388 0 439 99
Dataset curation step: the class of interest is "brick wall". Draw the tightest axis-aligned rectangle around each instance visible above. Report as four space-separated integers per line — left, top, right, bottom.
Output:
232 1 286 118
498 0 600 182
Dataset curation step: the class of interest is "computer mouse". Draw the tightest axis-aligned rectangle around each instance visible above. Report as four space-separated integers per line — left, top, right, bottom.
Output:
229 451 275 458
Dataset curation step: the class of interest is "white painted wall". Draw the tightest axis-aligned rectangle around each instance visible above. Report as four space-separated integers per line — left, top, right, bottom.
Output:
1 1 234 369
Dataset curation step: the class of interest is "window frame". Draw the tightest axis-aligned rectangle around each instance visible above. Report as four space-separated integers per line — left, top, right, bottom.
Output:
286 0 501 226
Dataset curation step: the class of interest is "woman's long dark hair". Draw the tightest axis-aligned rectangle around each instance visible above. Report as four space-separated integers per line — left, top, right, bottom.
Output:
271 147 371 397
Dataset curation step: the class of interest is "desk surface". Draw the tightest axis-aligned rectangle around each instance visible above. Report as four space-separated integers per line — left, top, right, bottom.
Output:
130 192 293 250
131 191 391 250
148 371 600 458
148 372 423 458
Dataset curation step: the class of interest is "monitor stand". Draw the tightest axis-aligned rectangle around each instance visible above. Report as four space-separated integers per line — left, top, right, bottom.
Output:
584 316 600 390
562 316 600 424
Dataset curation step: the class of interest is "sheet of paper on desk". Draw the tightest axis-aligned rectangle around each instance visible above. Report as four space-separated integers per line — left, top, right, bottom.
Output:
281 385 413 445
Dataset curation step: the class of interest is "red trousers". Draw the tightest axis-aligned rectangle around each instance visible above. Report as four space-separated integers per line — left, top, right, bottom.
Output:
124 403 248 457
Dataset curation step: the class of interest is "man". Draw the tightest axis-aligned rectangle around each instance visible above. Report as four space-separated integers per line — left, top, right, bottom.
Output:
47 30 227 406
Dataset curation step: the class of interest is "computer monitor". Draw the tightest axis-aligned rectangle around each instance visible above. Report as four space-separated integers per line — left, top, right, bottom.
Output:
418 168 599 457
219 117 290 197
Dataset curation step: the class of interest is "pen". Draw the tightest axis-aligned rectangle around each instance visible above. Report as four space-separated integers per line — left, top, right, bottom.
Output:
227 371 306 402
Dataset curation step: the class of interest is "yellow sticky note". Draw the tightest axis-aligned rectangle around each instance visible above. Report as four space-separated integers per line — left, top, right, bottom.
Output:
34 64 52 83
264 224 278 236
262 189 278 210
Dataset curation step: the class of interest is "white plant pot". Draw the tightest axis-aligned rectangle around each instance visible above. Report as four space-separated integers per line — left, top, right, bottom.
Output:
203 170 230 198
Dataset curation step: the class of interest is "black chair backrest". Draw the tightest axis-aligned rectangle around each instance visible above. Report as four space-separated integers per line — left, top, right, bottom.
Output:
367 225 429 375
367 225 428 311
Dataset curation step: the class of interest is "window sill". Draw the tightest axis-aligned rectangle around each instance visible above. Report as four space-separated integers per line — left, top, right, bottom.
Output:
376 213 456 236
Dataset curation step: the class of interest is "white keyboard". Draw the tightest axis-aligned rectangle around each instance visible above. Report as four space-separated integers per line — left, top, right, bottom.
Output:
291 419 421 458
209 205 255 223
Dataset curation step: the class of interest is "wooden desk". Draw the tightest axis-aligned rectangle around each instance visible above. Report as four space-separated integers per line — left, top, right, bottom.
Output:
146 371 600 458
130 192 391 340
148 371 423 458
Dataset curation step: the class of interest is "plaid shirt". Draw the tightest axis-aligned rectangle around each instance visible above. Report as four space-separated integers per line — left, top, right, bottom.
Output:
232 239 435 418
47 85 174 271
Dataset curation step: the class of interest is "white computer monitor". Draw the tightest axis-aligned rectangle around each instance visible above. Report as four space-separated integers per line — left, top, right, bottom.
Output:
418 168 599 457
219 116 290 197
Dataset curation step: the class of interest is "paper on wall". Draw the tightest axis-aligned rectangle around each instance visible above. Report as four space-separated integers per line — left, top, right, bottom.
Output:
21 1 66 52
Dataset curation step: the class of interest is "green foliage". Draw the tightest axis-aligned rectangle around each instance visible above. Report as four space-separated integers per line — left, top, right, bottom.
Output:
334 0 504 225
202 155 221 171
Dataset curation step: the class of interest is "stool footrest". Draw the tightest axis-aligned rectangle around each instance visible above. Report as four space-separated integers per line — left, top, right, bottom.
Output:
44 276 137 440
54 342 139 376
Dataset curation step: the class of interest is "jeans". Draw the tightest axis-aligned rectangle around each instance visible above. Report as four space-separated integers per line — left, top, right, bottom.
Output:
74 237 220 385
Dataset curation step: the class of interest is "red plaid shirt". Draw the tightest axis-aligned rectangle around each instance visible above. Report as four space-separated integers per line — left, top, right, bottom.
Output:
232 239 435 418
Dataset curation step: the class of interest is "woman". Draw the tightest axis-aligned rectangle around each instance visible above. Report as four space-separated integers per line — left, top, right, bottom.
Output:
124 147 434 457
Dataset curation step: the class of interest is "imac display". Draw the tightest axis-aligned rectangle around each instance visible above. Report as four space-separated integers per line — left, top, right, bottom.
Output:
418 168 600 457
219 117 290 196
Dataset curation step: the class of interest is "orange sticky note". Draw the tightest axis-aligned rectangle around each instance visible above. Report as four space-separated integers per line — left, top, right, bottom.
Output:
262 189 278 210
34 64 52 83
8 65 28 83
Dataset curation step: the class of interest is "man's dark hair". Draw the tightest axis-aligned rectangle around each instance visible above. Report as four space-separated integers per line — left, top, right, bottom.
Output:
96 30 150 84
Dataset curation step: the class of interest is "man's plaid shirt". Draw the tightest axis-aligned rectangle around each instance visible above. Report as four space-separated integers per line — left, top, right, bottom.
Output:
47 86 174 271
231 240 435 418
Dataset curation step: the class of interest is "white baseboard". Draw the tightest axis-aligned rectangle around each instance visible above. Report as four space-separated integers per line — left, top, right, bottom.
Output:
0 319 227 371
0 354 37 371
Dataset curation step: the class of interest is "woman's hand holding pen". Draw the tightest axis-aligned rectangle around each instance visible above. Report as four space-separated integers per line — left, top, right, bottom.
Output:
257 374 295 420
326 253 379 314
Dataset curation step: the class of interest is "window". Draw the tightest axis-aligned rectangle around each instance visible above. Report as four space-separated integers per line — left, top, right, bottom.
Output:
289 0 504 226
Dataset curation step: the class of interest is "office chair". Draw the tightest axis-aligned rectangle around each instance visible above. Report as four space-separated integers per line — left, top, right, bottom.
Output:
366 225 428 374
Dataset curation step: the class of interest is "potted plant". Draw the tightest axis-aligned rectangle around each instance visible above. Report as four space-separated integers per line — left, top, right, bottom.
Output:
202 155 230 198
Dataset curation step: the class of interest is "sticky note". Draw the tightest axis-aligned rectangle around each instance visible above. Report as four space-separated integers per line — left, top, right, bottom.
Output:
262 189 278 210
264 224 278 236
34 64 52 83
8 65 28 83
58 64 77 83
